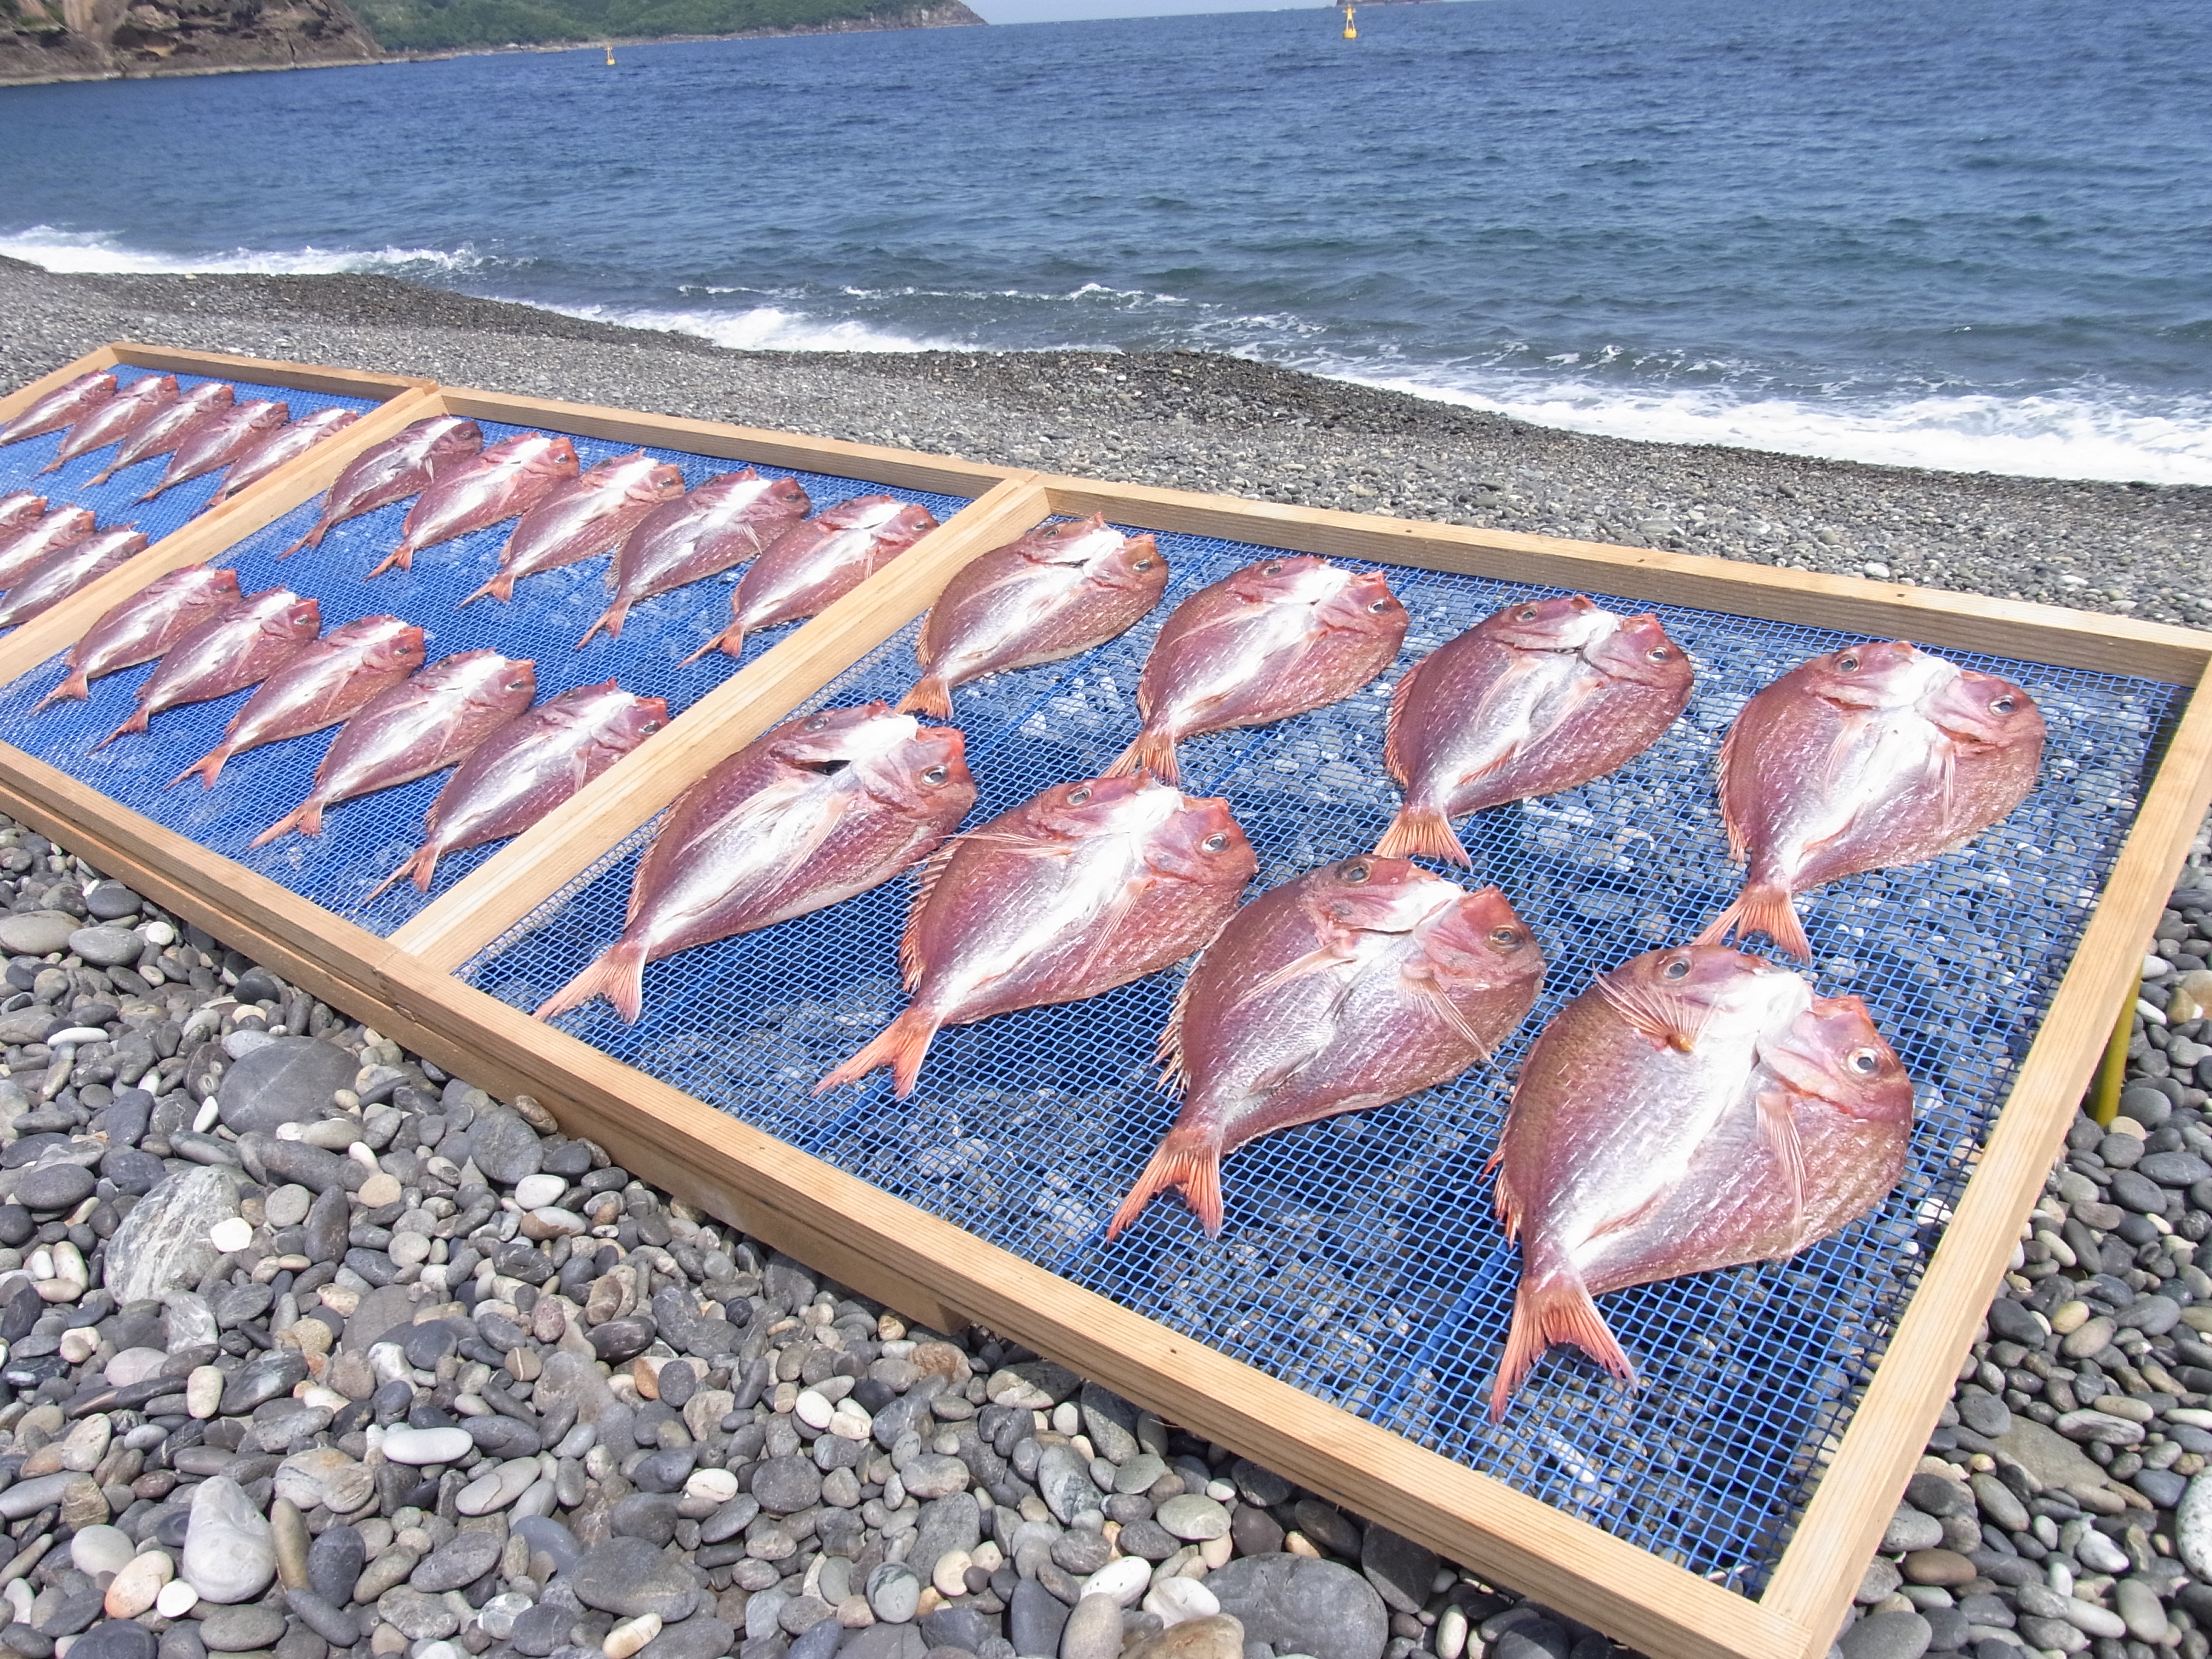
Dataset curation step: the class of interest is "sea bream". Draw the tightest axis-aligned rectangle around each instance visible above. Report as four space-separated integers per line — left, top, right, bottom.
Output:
1699 640 2046 960
0 370 116 447
896 515 1167 717
208 406 360 508
37 565 244 711
461 450 689 606
369 433 580 577
172 614 426 788
93 589 322 750
1111 856 1544 1239
366 681 669 900
87 383 236 487
1488 943 1912 1419
1108 556 1408 784
252 651 538 845
1378 595 1693 865
683 497 937 663
580 468 811 646
0 495 46 538
138 400 290 502
41 375 177 472
0 506 96 592
534 704 973 1025
281 416 484 559
819 772 1256 1098
0 528 149 630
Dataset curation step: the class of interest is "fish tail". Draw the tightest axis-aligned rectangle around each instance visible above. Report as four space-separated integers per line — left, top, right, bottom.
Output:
34 671 89 713
577 602 628 650
363 846 433 903
90 709 149 752
1697 881 1811 961
366 545 412 579
35 458 62 477
134 483 164 504
1374 802 1471 866
458 572 510 608
169 748 228 790
814 1008 943 1098
1490 1271 1634 1421
1107 1125 1225 1239
276 524 324 561
250 798 323 848
533 939 651 1025
1105 726 1178 783
86 465 117 487
676 624 735 668
895 675 952 719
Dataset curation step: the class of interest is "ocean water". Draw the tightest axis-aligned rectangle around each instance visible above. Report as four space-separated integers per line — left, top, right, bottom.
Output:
4 0 2210 483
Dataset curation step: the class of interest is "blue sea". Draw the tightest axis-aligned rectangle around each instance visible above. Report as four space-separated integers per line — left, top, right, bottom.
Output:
4 0 2210 483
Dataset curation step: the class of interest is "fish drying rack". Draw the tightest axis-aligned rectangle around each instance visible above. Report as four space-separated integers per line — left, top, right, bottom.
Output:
3 344 2209 1659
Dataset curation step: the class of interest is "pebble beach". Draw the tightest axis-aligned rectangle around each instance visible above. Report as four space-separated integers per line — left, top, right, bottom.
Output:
1 255 2211 1659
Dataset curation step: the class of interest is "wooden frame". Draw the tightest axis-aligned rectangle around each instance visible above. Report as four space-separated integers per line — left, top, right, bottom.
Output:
2 355 2208 1659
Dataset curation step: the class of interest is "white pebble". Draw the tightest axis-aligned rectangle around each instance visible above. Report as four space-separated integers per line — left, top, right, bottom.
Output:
155 1580 198 1619
601 1615 660 1659
192 1099 220 1133
931 1549 971 1599
209 1218 254 1254
1081 1556 1153 1607
512 1174 567 1208
1143 1575 1219 1626
828 1399 874 1441
1051 1401 1081 1435
684 1469 739 1504
794 1389 834 1431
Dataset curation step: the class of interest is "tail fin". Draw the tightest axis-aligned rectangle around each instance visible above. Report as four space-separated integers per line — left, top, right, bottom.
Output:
677 624 738 668
36 457 62 477
1375 803 1471 866
366 545 413 580
1695 881 1812 961
90 708 150 752
35 670 90 713
1105 726 1178 783
135 482 168 504
1489 1271 1634 1421
533 939 651 1024
86 463 119 488
249 798 324 848
169 746 230 790
276 522 326 561
813 1007 943 1098
577 601 629 651
364 844 437 904
1107 1125 1225 1239
896 675 952 719
458 571 512 608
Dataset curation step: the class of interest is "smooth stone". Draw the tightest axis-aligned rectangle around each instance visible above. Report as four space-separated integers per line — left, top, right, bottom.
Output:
0 912 79 956
1837 1610 1932 1659
464 1110 543 1185
907 1492 980 1587
377 1586 462 1641
102 1167 238 1303
1987 1420 2110 1494
69 927 141 968
381 1426 474 1466
275 1448 373 1514
412 1529 503 1594
571 1538 702 1622
1124 1615 1244 1659
1008 1578 1070 1655
104 1346 169 1387
182 1476 276 1604
271 1498 311 1590
1056 1594 1123 1659
306 1527 366 1607
199 1606 285 1653
1156 1494 1230 1541
102 1551 173 1620
283 1587 360 1649
511 1606 573 1659
1204 1555 1386 1659
514 1515 583 1577
15 1162 93 1212
1114 1453 1168 1496
866 1563 920 1625
2176 1469 2212 1578
63 1627 155 1659
216 1039 357 1137
1079 1557 1151 1609
1035 1446 1102 1524
153 1582 198 1620
70 1527 134 1577
1142 1578 1223 1627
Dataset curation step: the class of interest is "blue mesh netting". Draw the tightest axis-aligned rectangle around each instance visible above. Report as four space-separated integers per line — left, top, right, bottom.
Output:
461 521 2179 1589
0 412 973 936
0 365 378 569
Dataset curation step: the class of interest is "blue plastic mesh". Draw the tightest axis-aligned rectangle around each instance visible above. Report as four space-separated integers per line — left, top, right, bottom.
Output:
462 522 2179 1589
0 366 378 575
0 413 973 936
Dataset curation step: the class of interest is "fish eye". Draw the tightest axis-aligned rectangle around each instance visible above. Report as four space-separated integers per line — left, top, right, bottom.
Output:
1661 956 1691 980
1848 1048 1882 1075
1515 606 1537 622
1369 598 1394 613
1202 832 1229 853
1647 646 1671 662
920 765 948 786
805 714 830 730
1339 859 1371 884
1262 560 1284 575
1489 927 1523 950
1991 694 2016 714
1837 653 1860 672
1131 557 1155 571
1068 786 1091 806
643 721 663 733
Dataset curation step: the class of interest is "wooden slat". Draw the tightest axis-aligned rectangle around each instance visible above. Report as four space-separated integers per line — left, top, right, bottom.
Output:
0 346 124 427
375 948 1803 1659
1759 662 2212 1650
1039 477 2212 684
109 343 431 401
0 386 446 693
391 474 1051 971
437 386 1022 499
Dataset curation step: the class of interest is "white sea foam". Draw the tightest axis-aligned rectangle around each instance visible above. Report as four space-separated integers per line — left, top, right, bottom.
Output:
0 225 484 279
538 300 950 354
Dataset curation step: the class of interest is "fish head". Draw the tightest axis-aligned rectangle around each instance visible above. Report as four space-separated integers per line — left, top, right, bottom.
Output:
56 508 97 537
1017 773 1164 841
427 420 487 472
1143 791 1258 887
1596 942 1803 1053
248 401 290 433
643 463 688 501
1763 994 1915 1125
1926 666 2046 753
1795 639 1943 711
186 383 237 413
340 617 429 674
1483 594 1615 653
1224 552 1335 605
763 476 812 514
893 503 940 538
492 655 538 704
1586 611 1694 692
616 694 672 745
1315 566 1409 643
856 716 973 820
1413 881 1548 994
209 568 245 602
255 592 323 638
1302 854 1458 932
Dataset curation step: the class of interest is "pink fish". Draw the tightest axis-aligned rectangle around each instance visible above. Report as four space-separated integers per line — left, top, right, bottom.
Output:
41 376 178 473
369 434 580 578
172 615 426 788
0 528 149 630
1699 640 2046 960
208 407 361 507
1377 595 1694 866
37 565 244 711
1109 557 1408 784
535 703 972 1024
0 495 46 538
280 416 484 560
682 497 937 663
0 507 96 592
461 451 689 606
0 370 117 447
1111 857 1544 1239
820 773 1256 1098
366 681 669 900
138 401 290 503
252 651 537 846
896 515 1168 718
87 383 235 488
1489 943 1912 1419
580 469 813 647
94 589 322 751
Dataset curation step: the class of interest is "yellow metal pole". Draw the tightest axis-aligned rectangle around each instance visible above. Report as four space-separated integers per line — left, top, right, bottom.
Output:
2086 986 2136 1127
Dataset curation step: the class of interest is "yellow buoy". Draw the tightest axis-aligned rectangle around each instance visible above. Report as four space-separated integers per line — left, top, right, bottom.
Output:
1342 5 1356 39
604 42 615 63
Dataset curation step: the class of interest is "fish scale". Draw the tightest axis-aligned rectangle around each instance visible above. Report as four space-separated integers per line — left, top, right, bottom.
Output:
210 406 361 508
42 376 176 473
578 466 808 646
465 449 688 608
689 494 936 662
370 431 578 577
0 528 149 630
0 507 96 591
92 588 323 751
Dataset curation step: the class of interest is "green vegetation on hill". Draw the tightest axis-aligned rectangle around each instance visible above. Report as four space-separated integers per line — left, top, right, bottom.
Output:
351 0 971 52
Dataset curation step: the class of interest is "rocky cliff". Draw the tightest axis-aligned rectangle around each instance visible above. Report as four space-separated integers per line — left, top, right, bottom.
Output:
0 0 378 81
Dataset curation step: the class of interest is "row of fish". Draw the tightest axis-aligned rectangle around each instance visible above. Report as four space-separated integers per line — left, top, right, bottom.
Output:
277 416 940 651
29 561 666 884
0 494 150 632
0 368 358 508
